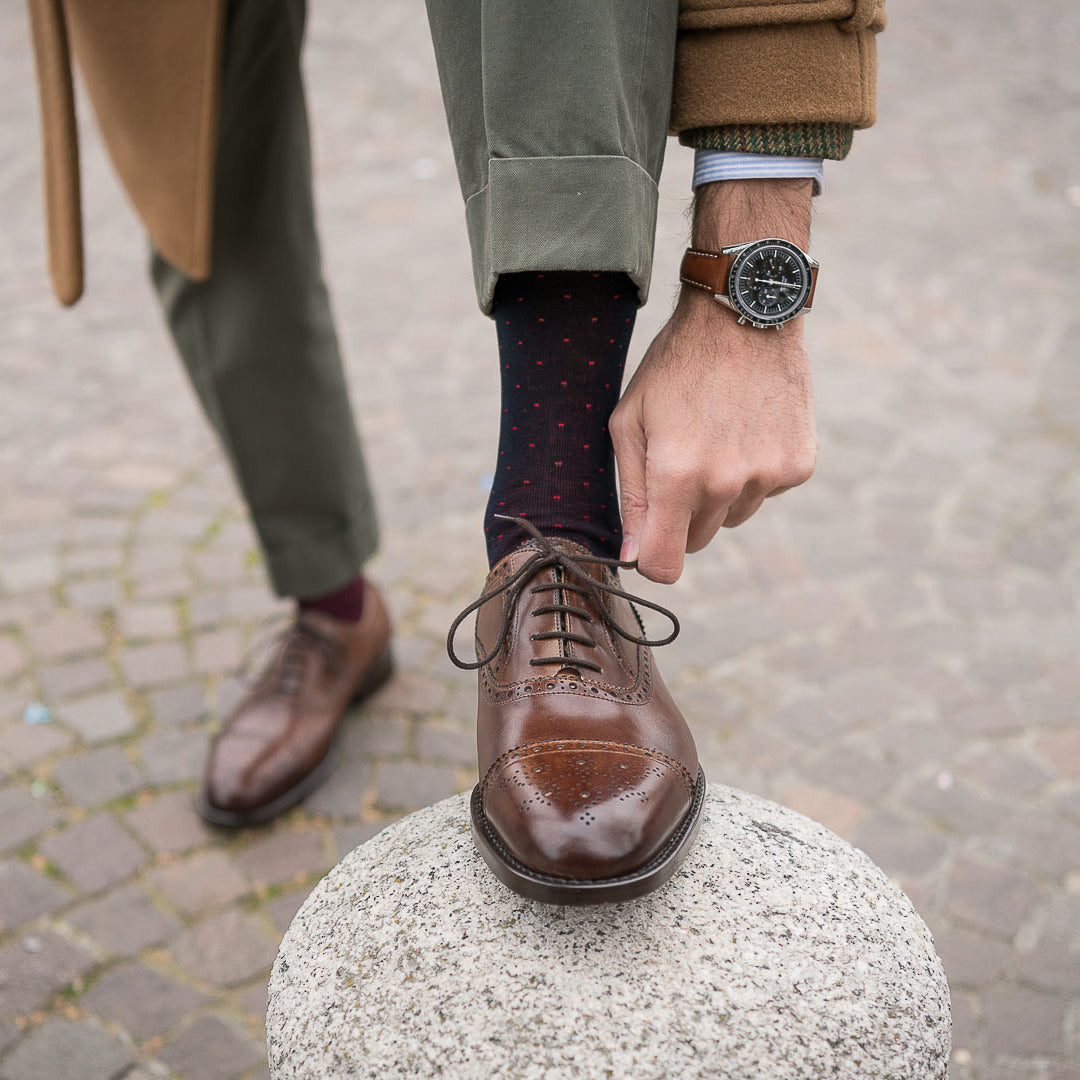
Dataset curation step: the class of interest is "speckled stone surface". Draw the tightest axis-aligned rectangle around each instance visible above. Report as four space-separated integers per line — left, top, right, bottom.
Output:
267 788 950 1079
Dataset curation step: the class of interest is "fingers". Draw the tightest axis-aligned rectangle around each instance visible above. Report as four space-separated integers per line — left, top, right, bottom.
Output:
610 404 647 565
634 454 699 583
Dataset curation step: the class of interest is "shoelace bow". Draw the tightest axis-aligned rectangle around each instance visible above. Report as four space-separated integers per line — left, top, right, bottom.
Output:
240 617 345 697
446 515 679 672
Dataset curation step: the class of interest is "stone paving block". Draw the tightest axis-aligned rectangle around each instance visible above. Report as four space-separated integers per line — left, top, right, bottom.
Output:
148 850 249 916
870 719 958 770
70 516 130 544
52 747 144 807
374 761 461 811
234 830 330 888
187 591 226 629
852 809 948 879
119 642 187 690
0 595 54 633
948 990 980 1056
264 890 313 935
0 860 72 931
332 822 387 860
0 554 59 594
962 744 1052 802
132 572 195 602
769 697 848 744
216 675 247 719
777 781 865 840
0 636 30 681
340 714 409 758
905 775 1006 836
802 744 897 803
40 812 146 893
137 730 206 785
225 587 285 621
0 784 59 852
990 809 1080 879
147 682 206 727
0 931 97 1016
192 628 243 676
367 672 446 715
0 723 74 769
138 510 213 544
58 690 137 744
936 927 1011 988
946 858 1041 939
118 603 179 642
711 724 799 779
981 986 1068 1057
61 547 124 575
81 962 208 1039
0 1018 132 1080
237 978 269 1025
128 545 187 581
414 722 476 767
38 658 113 702
23 613 105 662
68 884 181 957
1035 729 1080 778
301 761 374 818
125 791 212 854
157 1016 263 1080
171 910 277 987
65 578 123 614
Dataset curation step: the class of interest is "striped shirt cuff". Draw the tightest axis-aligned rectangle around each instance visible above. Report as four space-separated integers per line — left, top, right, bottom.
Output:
692 150 825 196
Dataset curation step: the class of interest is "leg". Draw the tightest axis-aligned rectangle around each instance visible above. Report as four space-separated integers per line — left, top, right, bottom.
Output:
430 2 703 903
150 0 378 600
152 0 392 827
427 0 680 561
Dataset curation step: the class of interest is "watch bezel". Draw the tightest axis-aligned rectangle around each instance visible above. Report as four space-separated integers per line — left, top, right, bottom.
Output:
724 238 813 329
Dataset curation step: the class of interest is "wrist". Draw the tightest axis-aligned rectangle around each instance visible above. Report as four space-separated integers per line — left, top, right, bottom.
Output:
691 178 812 252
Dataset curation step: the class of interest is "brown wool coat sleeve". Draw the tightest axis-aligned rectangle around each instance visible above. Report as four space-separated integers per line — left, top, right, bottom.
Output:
670 0 886 136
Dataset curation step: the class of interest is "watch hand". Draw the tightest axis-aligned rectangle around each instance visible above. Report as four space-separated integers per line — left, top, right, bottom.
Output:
752 278 797 287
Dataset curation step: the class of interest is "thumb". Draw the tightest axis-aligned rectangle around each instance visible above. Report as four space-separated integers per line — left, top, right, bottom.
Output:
611 410 647 564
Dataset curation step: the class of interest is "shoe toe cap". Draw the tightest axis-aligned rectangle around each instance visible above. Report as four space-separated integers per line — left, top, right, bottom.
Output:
202 729 304 816
482 742 694 881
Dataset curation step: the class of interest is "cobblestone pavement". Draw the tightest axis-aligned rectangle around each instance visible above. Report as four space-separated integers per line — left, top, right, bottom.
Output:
1 1 1078 1078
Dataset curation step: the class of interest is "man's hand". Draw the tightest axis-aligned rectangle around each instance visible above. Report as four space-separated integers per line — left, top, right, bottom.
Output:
609 178 817 584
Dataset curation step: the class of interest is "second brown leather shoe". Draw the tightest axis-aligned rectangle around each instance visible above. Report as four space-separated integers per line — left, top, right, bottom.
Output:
448 521 705 904
196 583 393 827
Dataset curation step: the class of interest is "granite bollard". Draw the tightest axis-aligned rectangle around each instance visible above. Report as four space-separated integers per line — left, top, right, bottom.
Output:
267 787 950 1079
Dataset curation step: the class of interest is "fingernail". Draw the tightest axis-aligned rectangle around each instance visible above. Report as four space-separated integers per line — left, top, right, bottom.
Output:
620 536 638 563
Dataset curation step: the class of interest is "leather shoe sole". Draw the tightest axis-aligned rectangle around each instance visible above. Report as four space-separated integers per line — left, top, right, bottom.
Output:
470 765 706 904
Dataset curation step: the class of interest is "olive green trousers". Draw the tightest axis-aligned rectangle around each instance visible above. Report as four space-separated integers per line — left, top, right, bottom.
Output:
151 0 677 598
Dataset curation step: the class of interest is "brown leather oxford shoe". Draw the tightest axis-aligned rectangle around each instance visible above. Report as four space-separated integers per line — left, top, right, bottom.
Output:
197 585 393 827
448 521 705 903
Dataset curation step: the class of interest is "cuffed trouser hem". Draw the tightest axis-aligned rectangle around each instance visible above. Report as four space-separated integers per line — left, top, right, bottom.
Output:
263 513 380 600
466 155 660 315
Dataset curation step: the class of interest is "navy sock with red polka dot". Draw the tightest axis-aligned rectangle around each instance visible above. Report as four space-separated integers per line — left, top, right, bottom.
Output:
485 270 637 567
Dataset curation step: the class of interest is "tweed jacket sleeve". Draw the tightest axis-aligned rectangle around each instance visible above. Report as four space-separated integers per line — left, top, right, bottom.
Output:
671 0 886 160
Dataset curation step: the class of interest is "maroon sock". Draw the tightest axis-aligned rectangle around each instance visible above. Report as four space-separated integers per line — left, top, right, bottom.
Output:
299 575 365 623
485 271 636 566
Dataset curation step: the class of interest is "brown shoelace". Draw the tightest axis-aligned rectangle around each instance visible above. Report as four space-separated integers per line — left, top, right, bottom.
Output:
242 617 345 698
446 515 679 672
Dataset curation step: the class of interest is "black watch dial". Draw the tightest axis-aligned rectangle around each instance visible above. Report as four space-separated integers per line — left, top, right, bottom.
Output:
728 239 812 327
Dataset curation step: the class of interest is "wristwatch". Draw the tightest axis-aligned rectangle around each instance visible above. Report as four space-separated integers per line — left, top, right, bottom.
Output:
679 239 819 329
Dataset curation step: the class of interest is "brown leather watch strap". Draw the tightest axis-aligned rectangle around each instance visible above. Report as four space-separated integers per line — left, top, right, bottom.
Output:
679 248 733 297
